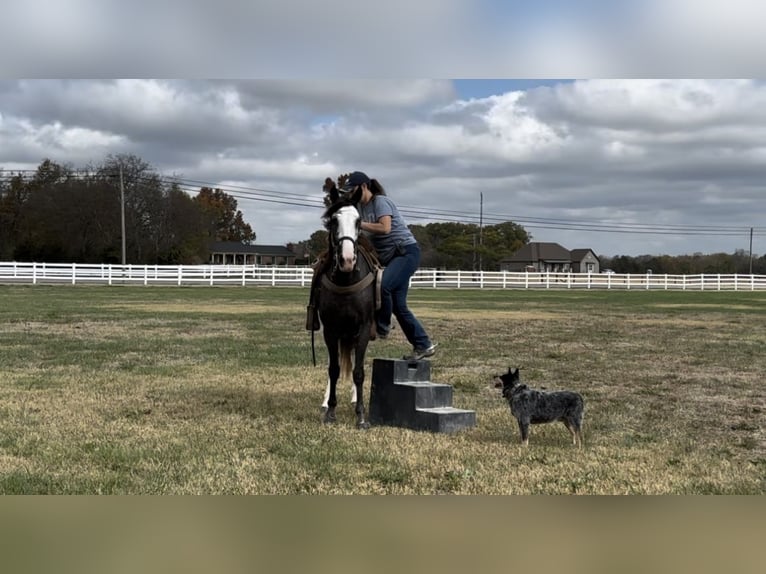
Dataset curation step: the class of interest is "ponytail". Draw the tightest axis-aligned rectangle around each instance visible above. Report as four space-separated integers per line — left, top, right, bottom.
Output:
369 178 386 196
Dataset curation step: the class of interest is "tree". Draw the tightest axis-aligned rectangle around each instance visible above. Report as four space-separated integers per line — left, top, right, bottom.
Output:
0 172 29 259
193 187 255 243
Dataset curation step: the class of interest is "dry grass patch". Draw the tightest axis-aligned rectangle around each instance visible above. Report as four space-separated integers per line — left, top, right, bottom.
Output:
0 286 764 494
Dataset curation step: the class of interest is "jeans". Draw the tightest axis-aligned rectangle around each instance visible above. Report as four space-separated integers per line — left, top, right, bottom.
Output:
377 243 432 350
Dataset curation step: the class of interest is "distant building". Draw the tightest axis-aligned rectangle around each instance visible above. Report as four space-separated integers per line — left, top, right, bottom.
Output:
209 242 298 266
498 242 600 273
570 248 600 274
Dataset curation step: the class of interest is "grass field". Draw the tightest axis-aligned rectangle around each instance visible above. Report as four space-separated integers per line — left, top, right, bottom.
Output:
0 285 764 494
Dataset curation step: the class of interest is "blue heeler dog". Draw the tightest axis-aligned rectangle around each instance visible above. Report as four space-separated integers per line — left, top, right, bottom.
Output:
495 367 584 447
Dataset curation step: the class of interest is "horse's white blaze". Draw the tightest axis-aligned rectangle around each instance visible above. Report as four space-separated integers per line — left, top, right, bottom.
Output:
335 206 358 272
322 377 357 408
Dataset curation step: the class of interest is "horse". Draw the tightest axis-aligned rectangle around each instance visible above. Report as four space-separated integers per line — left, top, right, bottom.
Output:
315 185 379 428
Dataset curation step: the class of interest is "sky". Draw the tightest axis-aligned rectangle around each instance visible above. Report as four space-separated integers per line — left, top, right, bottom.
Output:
2 1 766 258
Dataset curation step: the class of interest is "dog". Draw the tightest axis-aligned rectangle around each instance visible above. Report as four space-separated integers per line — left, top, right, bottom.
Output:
495 367 584 447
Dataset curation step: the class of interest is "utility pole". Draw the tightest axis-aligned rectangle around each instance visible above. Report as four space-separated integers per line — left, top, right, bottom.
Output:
749 227 753 274
120 163 126 265
479 192 484 271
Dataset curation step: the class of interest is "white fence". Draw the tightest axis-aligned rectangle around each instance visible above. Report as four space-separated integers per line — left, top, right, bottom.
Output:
2 261 766 291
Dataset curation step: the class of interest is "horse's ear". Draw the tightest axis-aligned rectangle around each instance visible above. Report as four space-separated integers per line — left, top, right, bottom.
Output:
323 177 340 205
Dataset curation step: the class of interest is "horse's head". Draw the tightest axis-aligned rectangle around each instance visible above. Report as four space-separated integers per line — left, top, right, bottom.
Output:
324 200 361 274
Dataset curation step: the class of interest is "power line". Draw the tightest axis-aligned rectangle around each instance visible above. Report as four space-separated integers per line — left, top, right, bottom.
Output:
3 169 765 238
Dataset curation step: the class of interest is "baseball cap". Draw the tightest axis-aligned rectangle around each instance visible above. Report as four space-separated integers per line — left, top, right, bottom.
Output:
340 171 371 192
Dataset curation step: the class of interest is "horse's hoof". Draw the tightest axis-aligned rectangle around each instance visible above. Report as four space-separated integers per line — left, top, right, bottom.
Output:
356 421 370 430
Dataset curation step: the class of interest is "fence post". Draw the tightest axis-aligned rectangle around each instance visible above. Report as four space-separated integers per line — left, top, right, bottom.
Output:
242 265 246 286
72 262 76 285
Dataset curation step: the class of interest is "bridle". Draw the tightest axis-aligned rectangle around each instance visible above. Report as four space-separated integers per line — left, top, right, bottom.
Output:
328 204 361 274
332 234 358 271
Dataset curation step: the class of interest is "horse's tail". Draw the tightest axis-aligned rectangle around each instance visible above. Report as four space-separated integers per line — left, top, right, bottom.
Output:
339 340 353 384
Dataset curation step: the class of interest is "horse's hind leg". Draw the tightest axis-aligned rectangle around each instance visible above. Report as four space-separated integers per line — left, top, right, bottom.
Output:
324 380 356 408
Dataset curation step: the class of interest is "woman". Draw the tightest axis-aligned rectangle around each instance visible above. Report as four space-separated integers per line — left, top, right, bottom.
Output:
341 171 437 360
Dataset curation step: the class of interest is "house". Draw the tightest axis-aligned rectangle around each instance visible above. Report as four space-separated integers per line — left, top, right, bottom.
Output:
498 242 600 273
209 242 298 266
500 242 572 272
570 248 601 274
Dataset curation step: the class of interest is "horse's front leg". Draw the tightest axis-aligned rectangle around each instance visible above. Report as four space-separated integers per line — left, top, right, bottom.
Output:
322 340 340 424
353 342 370 429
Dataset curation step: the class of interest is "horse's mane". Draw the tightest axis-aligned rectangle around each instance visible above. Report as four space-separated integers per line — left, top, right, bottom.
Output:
322 196 358 223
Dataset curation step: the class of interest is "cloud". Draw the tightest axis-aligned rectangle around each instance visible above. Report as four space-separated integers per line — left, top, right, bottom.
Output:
3 78 766 256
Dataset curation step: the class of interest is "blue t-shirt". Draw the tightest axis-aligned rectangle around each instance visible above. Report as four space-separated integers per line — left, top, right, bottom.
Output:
359 195 416 264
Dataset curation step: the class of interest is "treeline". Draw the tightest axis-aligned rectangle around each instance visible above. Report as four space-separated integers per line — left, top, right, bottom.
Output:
0 156 254 264
290 220 531 270
601 251 766 275
5 157 763 274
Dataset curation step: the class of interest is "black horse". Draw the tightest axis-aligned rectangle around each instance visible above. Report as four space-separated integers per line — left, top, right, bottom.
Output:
316 186 379 428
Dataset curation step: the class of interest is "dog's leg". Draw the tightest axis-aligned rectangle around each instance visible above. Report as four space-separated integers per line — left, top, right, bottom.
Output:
563 420 577 446
574 426 583 448
518 420 530 447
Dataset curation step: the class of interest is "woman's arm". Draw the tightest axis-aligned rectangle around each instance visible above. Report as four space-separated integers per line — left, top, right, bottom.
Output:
361 215 391 235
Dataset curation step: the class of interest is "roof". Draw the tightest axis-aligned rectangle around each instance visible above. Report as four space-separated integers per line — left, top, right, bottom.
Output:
570 248 599 262
209 242 296 256
506 242 571 263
